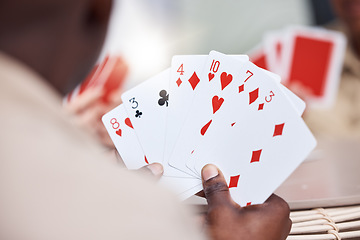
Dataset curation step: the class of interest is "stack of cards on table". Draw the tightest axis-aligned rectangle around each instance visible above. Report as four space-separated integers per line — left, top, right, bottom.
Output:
249 25 346 109
102 50 317 207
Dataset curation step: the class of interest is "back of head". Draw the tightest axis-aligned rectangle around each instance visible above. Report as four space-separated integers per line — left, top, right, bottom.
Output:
0 0 112 94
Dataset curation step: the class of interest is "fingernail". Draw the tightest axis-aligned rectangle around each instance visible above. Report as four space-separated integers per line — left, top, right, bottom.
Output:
202 164 219 181
146 163 164 176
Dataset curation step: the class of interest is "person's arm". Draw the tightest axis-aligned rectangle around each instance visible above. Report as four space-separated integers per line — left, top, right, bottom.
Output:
201 164 292 240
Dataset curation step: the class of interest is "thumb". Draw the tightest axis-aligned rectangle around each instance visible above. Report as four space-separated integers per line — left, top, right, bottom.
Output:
201 164 233 208
137 163 164 179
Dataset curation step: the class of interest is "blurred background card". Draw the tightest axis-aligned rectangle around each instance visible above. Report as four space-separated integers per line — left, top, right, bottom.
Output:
248 44 268 70
281 26 346 109
263 30 286 79
65 55 128 105
249 26 346 109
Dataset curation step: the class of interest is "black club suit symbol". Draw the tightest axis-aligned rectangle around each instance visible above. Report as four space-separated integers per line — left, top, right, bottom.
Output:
135 110 142 118
158 90 169 107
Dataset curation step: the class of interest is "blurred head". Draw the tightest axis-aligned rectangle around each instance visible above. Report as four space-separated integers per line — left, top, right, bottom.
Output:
0 0 112 94
332 0 360 36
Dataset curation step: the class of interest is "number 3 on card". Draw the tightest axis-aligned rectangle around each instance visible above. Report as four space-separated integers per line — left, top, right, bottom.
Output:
129 97 138 109
265 91 275 102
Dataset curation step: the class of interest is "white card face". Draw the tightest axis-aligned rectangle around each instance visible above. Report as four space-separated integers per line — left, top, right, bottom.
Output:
182 55 301 176
169 53 292 177
121 69 171 164
279 84 305 116
158 176 202 198
177 183 203 201
165 54 249 177
102 104 201 198
168 51 249 176
241 63 306 116
102 104 147 169
164 55 209 178
185 73 305 177
189 60 316 206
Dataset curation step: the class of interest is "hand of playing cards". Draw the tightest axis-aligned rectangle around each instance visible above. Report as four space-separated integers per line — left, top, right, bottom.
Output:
102 51 317 206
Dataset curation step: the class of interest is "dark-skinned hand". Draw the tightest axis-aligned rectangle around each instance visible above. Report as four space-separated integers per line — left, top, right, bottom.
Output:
201 164 292 240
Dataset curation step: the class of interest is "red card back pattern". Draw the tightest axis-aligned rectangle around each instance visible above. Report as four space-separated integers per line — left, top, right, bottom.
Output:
288 36 333 97
251 53 268 70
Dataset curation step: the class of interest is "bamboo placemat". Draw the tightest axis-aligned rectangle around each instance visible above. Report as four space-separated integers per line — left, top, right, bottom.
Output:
288 205 360 239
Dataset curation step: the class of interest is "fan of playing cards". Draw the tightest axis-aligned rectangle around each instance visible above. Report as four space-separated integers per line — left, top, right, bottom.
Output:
102 51 317 207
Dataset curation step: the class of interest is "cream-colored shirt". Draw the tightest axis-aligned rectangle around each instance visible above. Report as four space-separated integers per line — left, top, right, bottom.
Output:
0 53 206 240
304 22 360 139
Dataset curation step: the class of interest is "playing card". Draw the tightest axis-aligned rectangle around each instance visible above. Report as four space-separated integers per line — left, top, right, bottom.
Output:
186 89 305 179
158 176 202 199
101 104 202 197
102 104 147 169
100 56 128 103
167 51 304 178
121 69 170 165
281 26 346 108
184 58 306 177
163 55 208 178
279 83 305 116
65 55 128 104
263 30 286 78
263 69 306 116
168 52 249 176
248 44 268 70
189 59 316 206
246 63 306 116
164 55 249 178
244 62 306 116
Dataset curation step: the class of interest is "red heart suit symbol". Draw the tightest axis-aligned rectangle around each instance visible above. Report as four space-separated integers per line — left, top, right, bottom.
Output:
125 117 133 129
116 129 122 136
220 72 232 90
212 96 224 114
200 120 212 136
208 73 215 81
